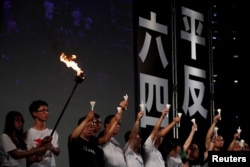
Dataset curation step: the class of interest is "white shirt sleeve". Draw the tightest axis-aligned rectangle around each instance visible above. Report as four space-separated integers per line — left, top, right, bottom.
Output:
1 133 17 152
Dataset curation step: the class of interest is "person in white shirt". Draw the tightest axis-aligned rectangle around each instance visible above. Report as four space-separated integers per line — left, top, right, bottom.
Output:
0 111 51 167
143 107 180 167
123 110 144 167
25 100 60 167
97 100 128 167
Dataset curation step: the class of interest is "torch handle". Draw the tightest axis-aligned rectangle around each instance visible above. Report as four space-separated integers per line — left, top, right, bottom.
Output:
50 81 79 136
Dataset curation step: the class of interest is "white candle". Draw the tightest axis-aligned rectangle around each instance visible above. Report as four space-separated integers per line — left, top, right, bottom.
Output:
214 126 219 136
123 94 128 101
90 101 96 111
237 126 241 138
139 101 145 112
117 106 122 113
166 104 171 110
217 108 221 120
123 94 128 110
166 104 171 117
178 113 182 127
191 118 197 131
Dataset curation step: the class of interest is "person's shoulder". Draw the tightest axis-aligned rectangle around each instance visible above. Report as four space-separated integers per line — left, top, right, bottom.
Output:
26 127 35 132
0 133 11 141
0 133 8 138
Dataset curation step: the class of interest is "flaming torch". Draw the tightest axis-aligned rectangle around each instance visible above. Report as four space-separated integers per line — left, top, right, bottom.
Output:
50 53 85 136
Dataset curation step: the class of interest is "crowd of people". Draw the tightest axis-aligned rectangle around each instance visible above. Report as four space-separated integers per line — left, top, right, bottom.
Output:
0 98 249 167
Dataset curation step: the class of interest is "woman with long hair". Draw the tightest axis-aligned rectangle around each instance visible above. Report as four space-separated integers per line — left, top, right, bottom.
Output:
0 111 51 167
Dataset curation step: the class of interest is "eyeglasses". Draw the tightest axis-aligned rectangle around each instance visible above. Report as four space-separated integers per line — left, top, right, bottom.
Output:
37 109 49 113
85 125 94 129
93 121 102 125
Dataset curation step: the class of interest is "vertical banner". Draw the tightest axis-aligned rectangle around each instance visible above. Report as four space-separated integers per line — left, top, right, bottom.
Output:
134 0 173 141
175 0 211 147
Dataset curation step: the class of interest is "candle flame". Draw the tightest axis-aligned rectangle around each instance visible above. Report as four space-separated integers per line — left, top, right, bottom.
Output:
60 53 84 78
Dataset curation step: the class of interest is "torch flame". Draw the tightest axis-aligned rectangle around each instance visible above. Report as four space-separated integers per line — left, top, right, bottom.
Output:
60 53 84 78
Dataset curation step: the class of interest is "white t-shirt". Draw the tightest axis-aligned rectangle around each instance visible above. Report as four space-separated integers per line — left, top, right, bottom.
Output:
143 136 165 167
101 137 127 167
25 128 59 167
0 133 26 167
123 142 144 167
166 154 183 167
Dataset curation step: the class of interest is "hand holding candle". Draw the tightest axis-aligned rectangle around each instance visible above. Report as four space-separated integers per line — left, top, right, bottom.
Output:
239 139 245 149
191 118 197 131
123 94 128 110
90 101 96 111
123 94 128 101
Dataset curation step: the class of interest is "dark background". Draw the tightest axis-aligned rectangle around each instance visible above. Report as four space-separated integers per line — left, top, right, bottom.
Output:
0 1 135 166
0 0 246 166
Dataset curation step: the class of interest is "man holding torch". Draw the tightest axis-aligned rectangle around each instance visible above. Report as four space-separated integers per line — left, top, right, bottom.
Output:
25 100 60 167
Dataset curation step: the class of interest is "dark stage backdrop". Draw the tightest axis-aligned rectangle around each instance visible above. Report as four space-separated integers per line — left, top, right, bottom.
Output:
0 1 248 167
0 1 135 167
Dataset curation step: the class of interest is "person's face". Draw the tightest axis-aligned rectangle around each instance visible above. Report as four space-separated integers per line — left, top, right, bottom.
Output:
15 116 23 130
176 145 182 153
214 135 224 148
93 118 102 133
34 105 49 121
135 134 142 147
154 132 164 145
232 142 241 151
189 144 199 158
83 121 94 137
113 122 121 135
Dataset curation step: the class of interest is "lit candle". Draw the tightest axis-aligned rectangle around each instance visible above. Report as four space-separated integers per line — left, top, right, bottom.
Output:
90 101 96 111
237 126 241 138
139 100 145 112
214 126 219 136
166 104 171 117
123 94 128 101
178 113 182 127
217 108 221 120
166 104 171 110
123 94 128 110
117 106 122 113
191 118 197 131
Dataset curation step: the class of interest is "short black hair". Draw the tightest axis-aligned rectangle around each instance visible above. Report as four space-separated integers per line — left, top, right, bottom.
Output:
29 100 48 118
78 116 87 125
104 114 115 128
168 138 181 148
